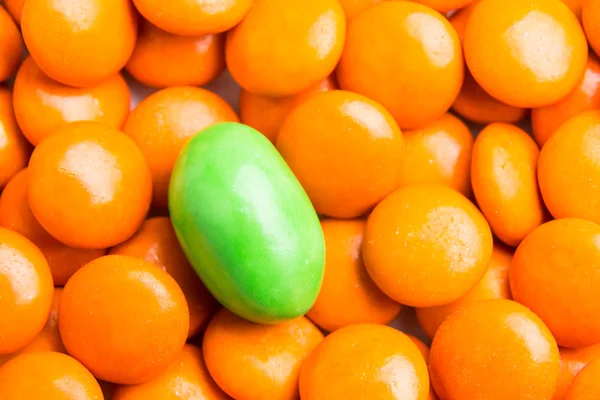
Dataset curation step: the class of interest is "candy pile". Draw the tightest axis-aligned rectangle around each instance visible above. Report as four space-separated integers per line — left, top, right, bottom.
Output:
1 0 600 399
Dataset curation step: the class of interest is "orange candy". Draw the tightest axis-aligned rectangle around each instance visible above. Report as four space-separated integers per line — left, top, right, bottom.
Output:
0 5 22 82
203 309 323 400
363 184 493 307
554 344 600 400
307 219 402 332
0 228 53 354
0 169 106 285
59 255 189 384
226 0 345 97
397 113 474 197
338 0 384 19
0 288 65 366
430 299 560 400
299 324 429 400
132 0 253 36
0 352 103 399
565 359 600 400
21 0 138 87
28 122 152 249
13 56 130 147
532 54 600 146
538 110 600 224
471 123 546 246
511 218 600 348
123 87 238 208
0 88 30 190
239 76 337 143
112 344 229 400
126 19 225 89
3 0 24 23
277 90 403 219
338 1 463 129
416 243 513 339
110 217 220 338
464 0 588 108
583 0 600 57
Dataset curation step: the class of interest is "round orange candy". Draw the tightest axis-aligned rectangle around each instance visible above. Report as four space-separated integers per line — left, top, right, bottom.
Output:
511 218 600 348
554 344 600 400
277 90 403 219
126 19 225 89
538 110 600 224
413 0 474 12
431 299 560 400
21 0 137 87
532 54 600 146
28 122 152 249
583 0 600 57
3 0 23 23
406 335 440 400
397 113 474 197
363 184 493 307
110 217 220 338
0 288 65 366
416 243 512 339
0 88 30 190
471 123 546 247
0 5 22 82
300 324 429 400
112 344 229 400
13 56 131 147
0 170 106 285
0 228 53 354
132 0 252 36
338 1 463 129
60 255 189 384
464 0 588 108
566 359 600 399
0 352 103 399
338 0 384 19
226 0 345 97
123 86 238 209
203 308 323 400
307 219 402 332
239 76 337 143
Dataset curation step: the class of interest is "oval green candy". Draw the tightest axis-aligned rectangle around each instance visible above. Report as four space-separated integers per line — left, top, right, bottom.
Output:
169 122 325 324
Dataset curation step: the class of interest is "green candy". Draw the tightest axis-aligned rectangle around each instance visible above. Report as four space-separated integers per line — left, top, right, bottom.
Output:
169 122 325 324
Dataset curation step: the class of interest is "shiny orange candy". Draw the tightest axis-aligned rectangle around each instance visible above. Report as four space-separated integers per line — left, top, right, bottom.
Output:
126 19 225 89
0 228 53 355
338 0 463 129
430 299 560 400
566 359 600 400
471 123 546 246
59 255 189 384
397 113 473 197
532 54 600 146
21 0 138 87
0 5 22 82
277 90 403 219
13 56 130 147
307 219 402 332
538 110 600 224
227 0 346 97
300 324 429 400
112 344 229 400
123 86 238 208
0 352 103 399
554 344 600 400
416 243 513 339
132 0 253 36
0 88 30 190
203 309 324 400
239 76 337 143
28 121 152 249
110 217 220 338
363 184 493 307
511 218 600 348
464 0 588 108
